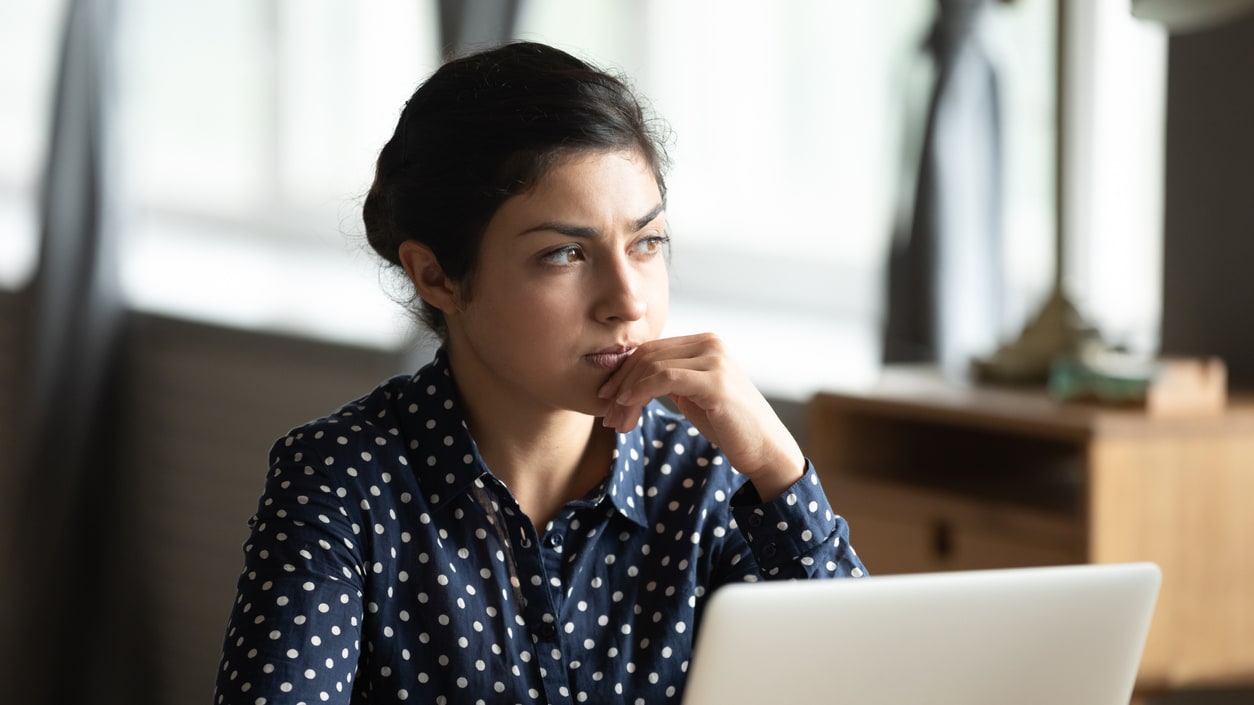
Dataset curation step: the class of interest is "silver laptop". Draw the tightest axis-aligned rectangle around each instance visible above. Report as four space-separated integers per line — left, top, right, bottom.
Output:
683 562 1161 705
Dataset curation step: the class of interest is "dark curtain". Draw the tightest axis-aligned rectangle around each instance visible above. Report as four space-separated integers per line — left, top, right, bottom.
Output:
884 0 1003 371
4 0 152 703
438 0 523 58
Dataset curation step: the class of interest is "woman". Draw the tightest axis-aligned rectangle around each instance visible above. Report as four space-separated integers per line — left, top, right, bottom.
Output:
214 41 864 705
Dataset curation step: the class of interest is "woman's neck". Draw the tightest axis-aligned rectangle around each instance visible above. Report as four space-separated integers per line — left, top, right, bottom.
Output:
446 355 616 531
479 419 616 531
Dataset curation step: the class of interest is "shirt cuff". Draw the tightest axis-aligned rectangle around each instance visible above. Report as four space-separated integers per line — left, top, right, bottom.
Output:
730 459 838 572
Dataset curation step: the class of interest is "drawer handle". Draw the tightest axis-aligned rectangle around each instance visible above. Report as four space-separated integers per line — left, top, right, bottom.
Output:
932 519 954 559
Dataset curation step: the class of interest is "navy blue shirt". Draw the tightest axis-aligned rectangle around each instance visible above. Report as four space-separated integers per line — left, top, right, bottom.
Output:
215 349 865 704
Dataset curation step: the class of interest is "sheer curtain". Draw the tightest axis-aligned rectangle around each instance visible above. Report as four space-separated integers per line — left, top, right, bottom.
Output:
884 0 1004 371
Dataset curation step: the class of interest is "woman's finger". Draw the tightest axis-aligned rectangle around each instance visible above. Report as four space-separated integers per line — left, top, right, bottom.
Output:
596 334 716 402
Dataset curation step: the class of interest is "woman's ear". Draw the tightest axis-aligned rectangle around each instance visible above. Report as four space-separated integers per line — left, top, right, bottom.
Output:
398 240 460 314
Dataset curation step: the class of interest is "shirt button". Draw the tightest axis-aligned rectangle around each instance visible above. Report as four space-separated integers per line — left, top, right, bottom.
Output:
747 514 763 528
546 533 563 548
537 622 558 639
762 542 778 560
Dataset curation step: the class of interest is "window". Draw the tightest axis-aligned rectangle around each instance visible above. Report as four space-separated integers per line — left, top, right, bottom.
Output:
0 0 66 289
114 0 441 346
1060 0 1166 354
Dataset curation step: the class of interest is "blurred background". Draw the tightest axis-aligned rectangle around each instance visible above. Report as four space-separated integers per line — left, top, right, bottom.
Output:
1 1 1251 704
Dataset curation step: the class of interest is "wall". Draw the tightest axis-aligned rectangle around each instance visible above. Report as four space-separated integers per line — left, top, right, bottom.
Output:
0 303 409 705
1161 12 1254 389
114 314 407 705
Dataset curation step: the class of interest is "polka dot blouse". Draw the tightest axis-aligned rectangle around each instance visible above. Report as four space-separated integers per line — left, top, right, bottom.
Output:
215 349 865 704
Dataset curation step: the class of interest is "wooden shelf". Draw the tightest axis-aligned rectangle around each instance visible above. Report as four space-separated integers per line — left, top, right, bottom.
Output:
805 368 1254 692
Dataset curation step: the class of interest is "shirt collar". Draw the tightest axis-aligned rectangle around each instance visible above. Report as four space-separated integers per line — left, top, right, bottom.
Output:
397 348 489 510
600 406 657 529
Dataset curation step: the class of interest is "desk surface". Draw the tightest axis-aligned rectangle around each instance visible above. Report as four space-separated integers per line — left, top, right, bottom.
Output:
813 365 1254 441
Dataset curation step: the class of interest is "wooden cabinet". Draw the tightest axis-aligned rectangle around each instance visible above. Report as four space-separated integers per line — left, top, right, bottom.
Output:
805 368 1254 692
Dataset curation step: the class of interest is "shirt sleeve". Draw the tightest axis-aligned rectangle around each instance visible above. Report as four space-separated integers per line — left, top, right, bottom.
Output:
727 459 866 580
214 435 366 705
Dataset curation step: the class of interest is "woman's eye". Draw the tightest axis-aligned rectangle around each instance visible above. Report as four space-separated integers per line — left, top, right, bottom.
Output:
542 244 583 265
634 234 670 256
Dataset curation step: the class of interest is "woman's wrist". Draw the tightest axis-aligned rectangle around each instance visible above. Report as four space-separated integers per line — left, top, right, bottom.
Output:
741 447 806 502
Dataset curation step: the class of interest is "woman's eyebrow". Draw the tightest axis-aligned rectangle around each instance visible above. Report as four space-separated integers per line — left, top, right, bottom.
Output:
517 202 666 239
517 221 598 238
632 202 666 231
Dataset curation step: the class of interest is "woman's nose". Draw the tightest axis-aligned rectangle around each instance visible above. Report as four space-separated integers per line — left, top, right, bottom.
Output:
595 256 647 323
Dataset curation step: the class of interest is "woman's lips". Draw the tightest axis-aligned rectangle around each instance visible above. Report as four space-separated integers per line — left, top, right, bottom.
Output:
584 347 636 370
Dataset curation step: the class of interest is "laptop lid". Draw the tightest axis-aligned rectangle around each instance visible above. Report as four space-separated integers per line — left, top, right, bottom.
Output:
682 562 1161 705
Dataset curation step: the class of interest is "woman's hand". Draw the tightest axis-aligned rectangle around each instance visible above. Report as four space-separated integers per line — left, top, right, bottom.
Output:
597 333 805 501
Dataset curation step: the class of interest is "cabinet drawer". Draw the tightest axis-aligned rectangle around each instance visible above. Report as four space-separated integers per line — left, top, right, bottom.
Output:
830 477 1084 575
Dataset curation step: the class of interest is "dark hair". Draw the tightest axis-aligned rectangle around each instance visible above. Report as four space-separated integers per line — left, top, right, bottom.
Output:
363 41 670 340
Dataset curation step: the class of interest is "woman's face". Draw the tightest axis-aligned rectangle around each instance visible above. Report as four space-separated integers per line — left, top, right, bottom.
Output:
445 149 669 418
